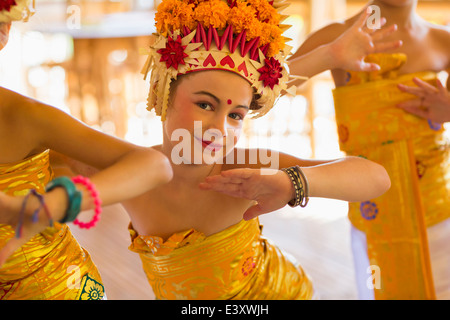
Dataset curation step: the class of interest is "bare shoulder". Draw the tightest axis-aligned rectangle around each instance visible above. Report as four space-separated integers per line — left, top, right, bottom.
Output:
0 87 31 127
427 22 450 68
0 86 48 120
427 21 450 48
0 87 46 160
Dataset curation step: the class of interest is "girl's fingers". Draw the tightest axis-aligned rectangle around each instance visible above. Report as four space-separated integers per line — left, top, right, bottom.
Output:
398 83 425 97
373 40 403 54
243 204 265 221
436 78 447 93
371 23 397 41
412 77 439 93
200 180 243 196
397 99 423 109
220 169 253 180
358 61 380 72
397 104 429 119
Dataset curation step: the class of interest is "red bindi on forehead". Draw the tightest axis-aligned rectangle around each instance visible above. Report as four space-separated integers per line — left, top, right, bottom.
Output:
227 99 232 105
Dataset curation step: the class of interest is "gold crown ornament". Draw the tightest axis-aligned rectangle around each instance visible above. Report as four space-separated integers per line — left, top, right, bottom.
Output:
0 0 35 23
141 0 303 121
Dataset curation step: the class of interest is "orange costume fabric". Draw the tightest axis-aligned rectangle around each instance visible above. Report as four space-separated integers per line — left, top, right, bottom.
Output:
129 218 314 300
332 53 450 299
0 150 104 300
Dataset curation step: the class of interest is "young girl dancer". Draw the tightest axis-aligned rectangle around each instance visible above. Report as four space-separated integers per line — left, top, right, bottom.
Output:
120 0 394 299
2 0 399 299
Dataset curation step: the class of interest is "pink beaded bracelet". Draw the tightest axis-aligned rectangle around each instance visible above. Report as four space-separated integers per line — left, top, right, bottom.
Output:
71 175 102 229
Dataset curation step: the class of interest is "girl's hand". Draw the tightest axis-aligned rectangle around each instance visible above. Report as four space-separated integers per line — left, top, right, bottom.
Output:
199 168 295 221
329 8 402 72
397 78 450 123
0 190 66 267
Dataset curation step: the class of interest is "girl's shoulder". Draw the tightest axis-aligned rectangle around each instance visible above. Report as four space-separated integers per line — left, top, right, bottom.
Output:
426 22 450 67
0 87 20 124
425 21 450 45
0 87 37 120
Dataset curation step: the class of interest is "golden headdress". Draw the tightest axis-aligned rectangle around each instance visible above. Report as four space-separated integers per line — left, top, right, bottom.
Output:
141 0 298 121
0 0 35 23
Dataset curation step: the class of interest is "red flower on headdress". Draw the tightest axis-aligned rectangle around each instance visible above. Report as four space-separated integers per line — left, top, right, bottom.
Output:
157 35 188 70
257 57 282 89
0 0 17 12
227 0 237 8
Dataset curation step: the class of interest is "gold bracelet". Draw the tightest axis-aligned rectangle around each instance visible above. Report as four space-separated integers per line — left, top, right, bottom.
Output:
280 166 309 208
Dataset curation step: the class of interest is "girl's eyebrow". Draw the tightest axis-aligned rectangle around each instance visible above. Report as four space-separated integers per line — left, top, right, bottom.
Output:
194 91 220 104
194 91 250 110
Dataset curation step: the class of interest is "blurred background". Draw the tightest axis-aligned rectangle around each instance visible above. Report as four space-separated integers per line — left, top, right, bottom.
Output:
0 0 449 299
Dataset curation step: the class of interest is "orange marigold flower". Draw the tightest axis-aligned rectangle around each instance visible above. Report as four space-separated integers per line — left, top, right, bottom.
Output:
155 0 195 35
194 0 230 29
247 0 280 24
228 2 257 33
259 23 284 57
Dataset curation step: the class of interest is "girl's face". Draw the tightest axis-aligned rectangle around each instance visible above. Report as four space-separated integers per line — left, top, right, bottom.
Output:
0 23 11 51
163 70 253 165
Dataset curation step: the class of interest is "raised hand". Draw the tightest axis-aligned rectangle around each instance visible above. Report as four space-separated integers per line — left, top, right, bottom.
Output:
397 78 450 123
199 168 295 221
330 7 402 72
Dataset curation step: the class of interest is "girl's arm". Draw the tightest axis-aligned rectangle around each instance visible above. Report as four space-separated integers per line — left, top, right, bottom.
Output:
16 90 173 211
200 150 390 220
0 90 173 265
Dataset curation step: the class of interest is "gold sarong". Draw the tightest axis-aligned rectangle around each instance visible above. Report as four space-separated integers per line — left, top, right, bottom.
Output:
129 218 314 299
332 53 450 299
0 150 105 300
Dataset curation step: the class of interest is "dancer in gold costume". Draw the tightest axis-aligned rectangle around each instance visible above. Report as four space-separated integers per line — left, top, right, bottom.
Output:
1 0 399 300
0 2 172 299
291 0 450 299
123 0 398 300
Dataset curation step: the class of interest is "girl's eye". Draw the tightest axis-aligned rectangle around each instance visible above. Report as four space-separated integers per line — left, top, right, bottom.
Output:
229 112 244 121
197 102 213 111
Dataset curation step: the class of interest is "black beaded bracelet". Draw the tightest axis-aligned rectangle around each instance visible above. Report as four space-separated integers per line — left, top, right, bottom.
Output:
280 166 309 208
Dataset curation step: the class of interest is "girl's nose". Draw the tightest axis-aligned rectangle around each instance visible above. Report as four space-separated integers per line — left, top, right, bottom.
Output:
208 115 229 138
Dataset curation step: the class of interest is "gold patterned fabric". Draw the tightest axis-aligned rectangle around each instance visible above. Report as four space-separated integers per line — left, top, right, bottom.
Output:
129 218 314 300
332 53 450 299
0 150 104 300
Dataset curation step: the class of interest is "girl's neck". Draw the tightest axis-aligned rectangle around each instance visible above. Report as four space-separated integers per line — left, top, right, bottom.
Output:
159 143 217 186
370 0 420 30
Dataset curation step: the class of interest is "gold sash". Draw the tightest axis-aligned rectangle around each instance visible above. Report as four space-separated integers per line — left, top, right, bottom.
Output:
0 150 104 300
129 218 314 300
332 53 450 299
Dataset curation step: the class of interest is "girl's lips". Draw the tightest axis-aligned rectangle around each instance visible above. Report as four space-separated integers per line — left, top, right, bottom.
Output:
195 137 223 151
202 140 223 151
